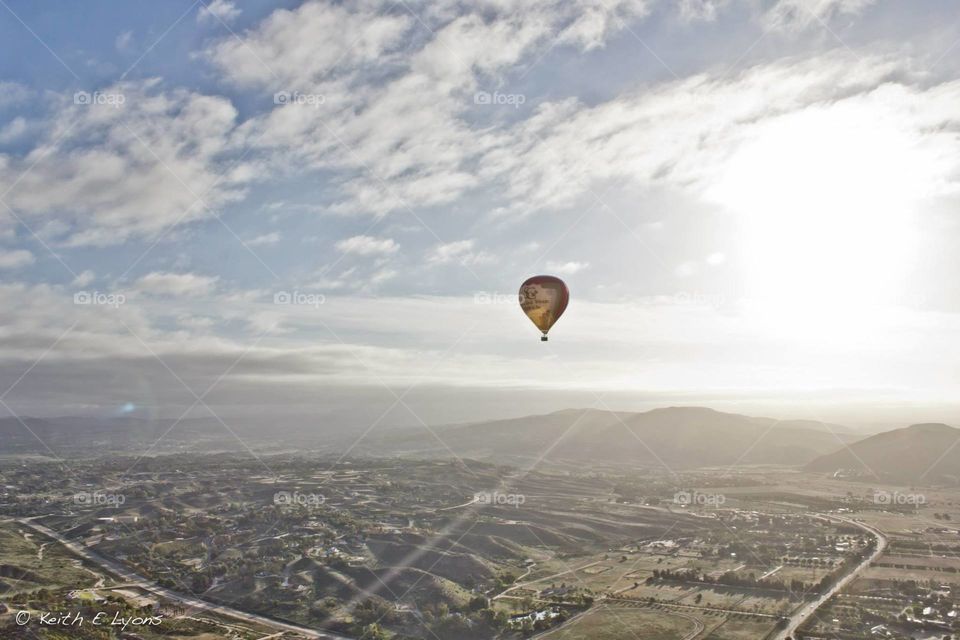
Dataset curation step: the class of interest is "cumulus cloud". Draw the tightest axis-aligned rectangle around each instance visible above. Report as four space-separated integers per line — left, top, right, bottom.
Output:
0 249 35 269
482 53 918 214
208 0 655 216
136 272 219 297
335 235 398 255
0 80 246 246
197 0 241 24
248 231 281 246
72 270 96 287
206 1 410 89
427 240 493 265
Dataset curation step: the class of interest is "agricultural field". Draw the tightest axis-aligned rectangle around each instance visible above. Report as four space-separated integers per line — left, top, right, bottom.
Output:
539 605 703 640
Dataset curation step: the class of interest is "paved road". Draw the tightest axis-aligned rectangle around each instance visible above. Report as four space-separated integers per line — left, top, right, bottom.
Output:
774 514 887 640
17 518 349 640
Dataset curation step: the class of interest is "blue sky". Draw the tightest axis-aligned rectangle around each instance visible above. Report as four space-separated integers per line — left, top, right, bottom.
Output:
2 0 960 428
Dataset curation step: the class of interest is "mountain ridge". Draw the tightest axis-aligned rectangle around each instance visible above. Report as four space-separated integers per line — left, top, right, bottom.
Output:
366 406 861 468
805 422 960 484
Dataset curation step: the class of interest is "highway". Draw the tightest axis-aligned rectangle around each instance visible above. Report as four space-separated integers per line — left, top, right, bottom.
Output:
16 518 350 640
774 514 887 640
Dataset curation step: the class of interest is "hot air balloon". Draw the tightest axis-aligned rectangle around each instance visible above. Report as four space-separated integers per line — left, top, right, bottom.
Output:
519 275 569 341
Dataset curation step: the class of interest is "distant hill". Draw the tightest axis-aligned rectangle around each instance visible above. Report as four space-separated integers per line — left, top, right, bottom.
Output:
365 406 858 469
0 407 865 470
805 423 960 484
0 416 245 457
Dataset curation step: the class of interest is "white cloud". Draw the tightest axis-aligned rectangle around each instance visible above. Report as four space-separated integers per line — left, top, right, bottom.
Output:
198 0 241 24
115 30 133 52
677 0 731 21
335 235 399 256
484 53 914 214
248 231 281 246
207 1 410 89
0 81 32 108
678 0 877 27
762 0 878 30
136 272 219 297
72 270 96 287
0 117 30 143
0 80 246 246
428 239 493 265
546 261 590 275
3 283 960 423
0 249 34 269
210 0 655 216
370 267 397 284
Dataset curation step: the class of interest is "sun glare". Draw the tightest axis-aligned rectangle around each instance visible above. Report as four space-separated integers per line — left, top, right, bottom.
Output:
706 102 937 338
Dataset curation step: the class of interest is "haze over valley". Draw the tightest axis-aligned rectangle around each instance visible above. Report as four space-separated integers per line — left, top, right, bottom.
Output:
4 0 960 638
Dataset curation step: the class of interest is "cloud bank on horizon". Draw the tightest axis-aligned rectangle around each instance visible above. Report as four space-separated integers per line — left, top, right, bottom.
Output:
0 0 959 424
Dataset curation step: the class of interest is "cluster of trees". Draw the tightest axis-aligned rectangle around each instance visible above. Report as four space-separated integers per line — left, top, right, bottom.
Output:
346 597 524 640
647 568 808 594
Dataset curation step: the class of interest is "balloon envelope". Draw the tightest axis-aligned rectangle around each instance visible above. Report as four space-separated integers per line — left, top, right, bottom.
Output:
519 275 569 339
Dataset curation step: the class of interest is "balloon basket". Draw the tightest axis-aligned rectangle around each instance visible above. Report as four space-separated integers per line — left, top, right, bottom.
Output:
541 335 548 342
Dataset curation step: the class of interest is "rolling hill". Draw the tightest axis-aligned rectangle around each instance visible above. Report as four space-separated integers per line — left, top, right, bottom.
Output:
805 422 960 484
365 406 859 468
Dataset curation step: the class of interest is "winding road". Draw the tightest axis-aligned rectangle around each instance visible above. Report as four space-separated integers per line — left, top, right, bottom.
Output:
774 514 887 640
16 518 349 640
